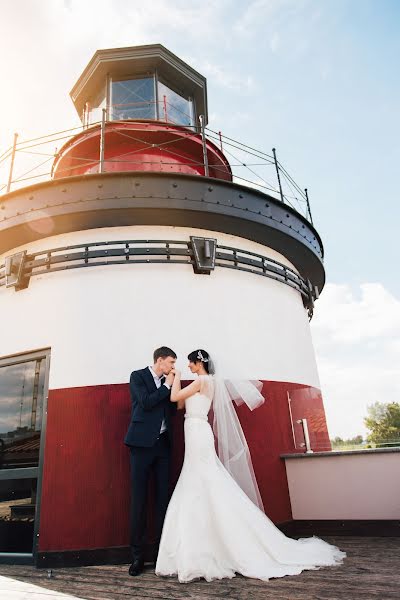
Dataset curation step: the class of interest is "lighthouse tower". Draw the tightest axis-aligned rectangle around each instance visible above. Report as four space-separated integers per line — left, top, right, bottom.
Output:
0 45 329 566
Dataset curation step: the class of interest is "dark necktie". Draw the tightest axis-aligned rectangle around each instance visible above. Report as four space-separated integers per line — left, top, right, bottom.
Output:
159 376 167 429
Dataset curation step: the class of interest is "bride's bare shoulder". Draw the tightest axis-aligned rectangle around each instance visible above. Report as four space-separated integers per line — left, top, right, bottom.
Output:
199 374 214 397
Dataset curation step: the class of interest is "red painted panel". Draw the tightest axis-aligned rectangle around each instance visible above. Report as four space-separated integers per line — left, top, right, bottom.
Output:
39 380 330 552
53 121 232 181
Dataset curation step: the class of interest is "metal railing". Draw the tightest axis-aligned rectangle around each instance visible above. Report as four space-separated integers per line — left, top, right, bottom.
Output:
0 238 316 316
0 106 314 222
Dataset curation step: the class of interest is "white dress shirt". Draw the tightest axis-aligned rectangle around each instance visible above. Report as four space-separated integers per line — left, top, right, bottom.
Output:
148 366 170 434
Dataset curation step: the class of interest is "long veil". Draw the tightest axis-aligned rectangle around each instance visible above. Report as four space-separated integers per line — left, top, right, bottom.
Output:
209 376 265 512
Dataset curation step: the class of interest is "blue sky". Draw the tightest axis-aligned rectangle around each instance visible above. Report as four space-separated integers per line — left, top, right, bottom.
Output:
0 0 399 438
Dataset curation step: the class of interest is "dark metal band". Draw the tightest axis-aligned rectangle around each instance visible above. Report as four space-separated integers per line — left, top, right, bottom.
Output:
0 172 325 290
0 238 317 317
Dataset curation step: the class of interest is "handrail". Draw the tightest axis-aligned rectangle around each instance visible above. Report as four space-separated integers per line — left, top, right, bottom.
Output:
0 112 314 222
0 239 316 317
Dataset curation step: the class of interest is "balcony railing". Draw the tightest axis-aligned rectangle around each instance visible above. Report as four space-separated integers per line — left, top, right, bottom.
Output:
0 106 314 223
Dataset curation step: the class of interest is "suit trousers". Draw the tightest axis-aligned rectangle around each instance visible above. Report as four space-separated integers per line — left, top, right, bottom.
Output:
129 432 170 561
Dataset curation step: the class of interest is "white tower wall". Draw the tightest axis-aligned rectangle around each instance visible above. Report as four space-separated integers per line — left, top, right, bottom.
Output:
0 225 320 389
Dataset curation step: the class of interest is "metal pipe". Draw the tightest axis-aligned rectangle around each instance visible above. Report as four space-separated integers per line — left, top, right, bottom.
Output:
163 95 168 123
287 392 296 448
272 147 284 204
106 73 111 121
304 188 314 225
154 69 160 120
50 147 57 178
219 130 223 152
199 115 209 177
6 133 18 193
99 108 106 173
297 418 313 453
85 102 90 128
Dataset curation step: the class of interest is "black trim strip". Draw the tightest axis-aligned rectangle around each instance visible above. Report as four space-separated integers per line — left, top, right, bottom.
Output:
279 520 400 538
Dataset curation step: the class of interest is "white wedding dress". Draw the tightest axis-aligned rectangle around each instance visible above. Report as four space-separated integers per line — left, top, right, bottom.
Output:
155 377 345 583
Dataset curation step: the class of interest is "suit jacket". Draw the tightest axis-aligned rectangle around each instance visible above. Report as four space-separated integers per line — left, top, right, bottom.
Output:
124 367 176 448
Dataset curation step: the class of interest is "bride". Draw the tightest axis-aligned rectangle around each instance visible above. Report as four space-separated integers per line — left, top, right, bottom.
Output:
155 349 345 583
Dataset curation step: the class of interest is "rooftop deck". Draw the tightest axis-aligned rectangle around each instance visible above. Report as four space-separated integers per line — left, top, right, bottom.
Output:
1 537 399 599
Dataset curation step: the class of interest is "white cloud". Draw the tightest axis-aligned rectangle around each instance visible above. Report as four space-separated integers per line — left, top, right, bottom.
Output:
269 32 281 53
195 61 256 93
313 283 400 344
233 0 311 59
233 0 283 36
311 283 400 439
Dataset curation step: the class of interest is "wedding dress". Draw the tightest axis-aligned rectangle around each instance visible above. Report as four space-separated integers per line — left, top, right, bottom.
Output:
155 376 345 583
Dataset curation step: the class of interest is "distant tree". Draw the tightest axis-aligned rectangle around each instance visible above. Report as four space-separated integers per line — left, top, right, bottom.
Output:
350 434 364 445
330 435 363 448
331 436 344 447
364 402 400 446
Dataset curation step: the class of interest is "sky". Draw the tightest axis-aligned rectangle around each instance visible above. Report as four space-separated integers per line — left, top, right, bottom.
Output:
0 0 399 439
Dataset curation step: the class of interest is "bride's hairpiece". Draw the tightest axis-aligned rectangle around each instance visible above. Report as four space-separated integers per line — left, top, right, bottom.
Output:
197 350 209 363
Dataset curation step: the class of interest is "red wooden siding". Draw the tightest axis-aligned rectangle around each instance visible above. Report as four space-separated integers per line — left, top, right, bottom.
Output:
38 380 329 552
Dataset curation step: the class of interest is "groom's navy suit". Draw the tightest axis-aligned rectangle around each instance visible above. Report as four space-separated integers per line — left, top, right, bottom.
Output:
124 367 176 562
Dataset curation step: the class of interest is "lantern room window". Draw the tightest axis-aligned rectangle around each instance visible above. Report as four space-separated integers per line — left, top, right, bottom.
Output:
86 85 106 126
73 45 207 130
111 76 156 121
83 73 196 128
158 80 194 126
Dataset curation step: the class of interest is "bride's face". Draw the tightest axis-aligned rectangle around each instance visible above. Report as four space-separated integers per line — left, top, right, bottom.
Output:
188 360 200 374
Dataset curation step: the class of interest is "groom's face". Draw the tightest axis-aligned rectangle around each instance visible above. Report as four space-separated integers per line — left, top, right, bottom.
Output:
159 355 176 374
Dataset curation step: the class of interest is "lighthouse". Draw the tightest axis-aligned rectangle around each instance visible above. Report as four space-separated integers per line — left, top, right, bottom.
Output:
0 44 329 566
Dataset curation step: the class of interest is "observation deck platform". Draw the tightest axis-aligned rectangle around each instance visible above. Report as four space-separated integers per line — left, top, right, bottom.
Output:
1 537 399 600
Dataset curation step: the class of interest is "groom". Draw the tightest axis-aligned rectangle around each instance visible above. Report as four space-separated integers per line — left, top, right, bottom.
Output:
124 346 177 576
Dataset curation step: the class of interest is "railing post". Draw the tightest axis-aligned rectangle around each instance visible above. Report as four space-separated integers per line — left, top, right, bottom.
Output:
272 147 284 204
99 108 106 173
85 102 90 128
287 392 297 448
50 147 58 179
163 95 168 123
6 133 18 193
304 188 314 225
199 115 209 177
297 418 313 453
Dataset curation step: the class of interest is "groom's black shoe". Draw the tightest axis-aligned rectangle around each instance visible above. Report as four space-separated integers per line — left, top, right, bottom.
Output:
128 559 144 576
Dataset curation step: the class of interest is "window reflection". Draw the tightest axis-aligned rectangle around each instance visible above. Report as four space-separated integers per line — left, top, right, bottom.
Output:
158 80 194 126
0 359 45 469
111 77 156 120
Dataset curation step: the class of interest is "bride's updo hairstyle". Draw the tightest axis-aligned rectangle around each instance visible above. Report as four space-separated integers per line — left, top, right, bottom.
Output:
188 349 214 374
